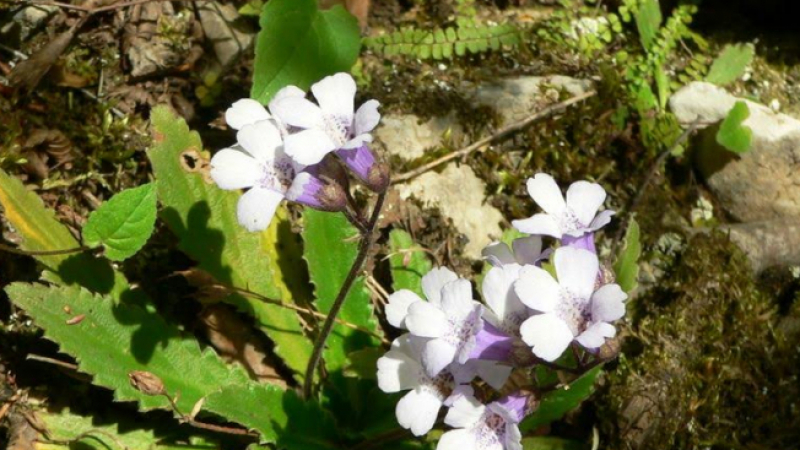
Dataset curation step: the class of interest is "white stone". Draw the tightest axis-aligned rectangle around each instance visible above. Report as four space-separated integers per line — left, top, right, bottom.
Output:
375 114 462 161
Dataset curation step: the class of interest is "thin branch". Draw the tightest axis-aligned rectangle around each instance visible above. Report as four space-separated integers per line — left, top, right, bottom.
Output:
0 243 91 257
27 354 79 370
343 207 368 234
391 91 597 184
303 190 387 398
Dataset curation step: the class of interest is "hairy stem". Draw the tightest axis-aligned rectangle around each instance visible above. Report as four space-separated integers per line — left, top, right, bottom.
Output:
302 190 387 399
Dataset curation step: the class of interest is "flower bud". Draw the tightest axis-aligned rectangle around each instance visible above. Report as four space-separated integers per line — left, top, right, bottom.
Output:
128 371 165 396
336 144 389 193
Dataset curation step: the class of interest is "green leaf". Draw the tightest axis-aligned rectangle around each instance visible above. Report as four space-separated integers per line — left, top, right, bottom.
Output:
250 0 361 104
716 101 752 154
147 106 313 382
302 210 381 374
521 437 586 450
82 183 157 261
4 283 250 412
343 347 382 380
614 218 641 293
706 43 754 86
636 0 662 51
388 229 432 298
203 385 340 449
0 170 129 296
520 365 603 432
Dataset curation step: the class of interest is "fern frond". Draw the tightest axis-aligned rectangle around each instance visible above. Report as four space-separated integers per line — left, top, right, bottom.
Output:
364 23 521 60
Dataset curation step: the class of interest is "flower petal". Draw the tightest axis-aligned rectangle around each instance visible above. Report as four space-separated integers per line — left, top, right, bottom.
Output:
445 395 485 429
236 187 283 232
269 85 306 105
512 235 544 265
554 247 599 300
225 99 270 130
482 264 523 322
437 429 478 450
472 360 513 390
421 267 458 305
385 289 423 329
589 209 615 231
515 265 560 313
440 278 475 320
519 313 574 362
575 322 615 349
591 283 627 322
342 133 373 149
355 99 381 135
283 128 337 165
566 180 606 227
482 241 515 267
377 344 423 392
527 173 566 216
406 301 448 338
209 148 260 190
269 96 325 129
396 388 443 436
311 72 356 123
236 121 282 163
504 423 523 450
512 213 562 238
422 338 458 377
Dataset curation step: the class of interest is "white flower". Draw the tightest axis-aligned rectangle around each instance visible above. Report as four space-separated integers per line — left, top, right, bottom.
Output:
482 235 549 268
377 334 475 436
437 395 527 450
209 119 338 232
481 263 530 337
269 72 381 165
224 87 306 135
514 247 627 361
385 267 458 330
512 173 614 239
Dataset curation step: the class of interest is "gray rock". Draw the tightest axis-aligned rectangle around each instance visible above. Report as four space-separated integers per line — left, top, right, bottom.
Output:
127 2 187 78
395 165 503 259
0 5 58 44
670 81 800 223
197 1 256 70
374 114 462 161
724 220 800 273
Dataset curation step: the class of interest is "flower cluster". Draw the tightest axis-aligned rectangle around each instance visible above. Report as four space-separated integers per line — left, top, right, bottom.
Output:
379 173 626 450
209 73 388 232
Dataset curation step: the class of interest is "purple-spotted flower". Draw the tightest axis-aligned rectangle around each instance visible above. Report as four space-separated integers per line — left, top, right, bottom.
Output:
514 246 626 361
269 73 387 191
377 334 475 436
437 393 532 450
482 235 549 268
209 118 345 232
512 174 614 245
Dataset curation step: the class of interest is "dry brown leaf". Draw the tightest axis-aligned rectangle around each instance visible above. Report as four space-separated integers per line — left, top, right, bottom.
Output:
319 0 371 29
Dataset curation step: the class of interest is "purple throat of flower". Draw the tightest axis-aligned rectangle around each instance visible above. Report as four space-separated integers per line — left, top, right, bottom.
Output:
468 321 516 362
494 392 534 423
336 144 388 192
562 232 596 253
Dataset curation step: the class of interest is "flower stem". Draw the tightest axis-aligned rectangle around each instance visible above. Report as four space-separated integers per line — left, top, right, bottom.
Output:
302 190 387 399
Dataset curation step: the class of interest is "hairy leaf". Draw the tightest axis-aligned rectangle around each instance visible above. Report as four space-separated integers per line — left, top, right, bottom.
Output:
147 106 312 382
636 0 662 51
302 210 381 374
82 183 157 261
251 0 360 104
716 101 752 154
5 283 250 412
614 218 641 294
388 229 432 298
706 43 754 86
519 365 603 432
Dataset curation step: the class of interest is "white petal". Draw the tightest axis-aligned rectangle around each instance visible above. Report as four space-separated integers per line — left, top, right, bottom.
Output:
406 301 448 338
512 214 562 238
283 128 337 165
422 338 458 377
566 180 607 227
440 278 475 320
236 121 282 163
514 265 560 313
385 289 423 329
526 173 566 216
396 388 443 436
444 395 485 428
437 429 478 450
311 72 356 123
354 99 381 135
589 209 615 231
512 235 544 265
342 133 373 149
482 264 523 321
482 241 515 267
421 267 458 306
269 85 306 106
225 99 270 130
554 247 598 300
377 346 423 393
504 423 523 450
575 322 615 349
209 148 260 190
473 360 512 390
519 313 574 362
236 187 283 232
591 284 627 322
269 96 325 129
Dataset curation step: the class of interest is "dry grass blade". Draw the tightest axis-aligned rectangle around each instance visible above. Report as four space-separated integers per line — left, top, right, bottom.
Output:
8 20 84 92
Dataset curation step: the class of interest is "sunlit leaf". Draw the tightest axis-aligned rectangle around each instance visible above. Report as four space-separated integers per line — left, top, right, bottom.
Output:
716 101 752 154
82 183 157 261
706 43 754 87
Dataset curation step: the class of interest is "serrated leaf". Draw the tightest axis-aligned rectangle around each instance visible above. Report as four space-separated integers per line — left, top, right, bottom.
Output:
204 385 340 449
82 183 157 261
519 365 603 432
250 0 361 104
388 229 433 298
5 283 250 412
706 43 754 86
302 210 381 374
343 347 382 380
0 170 129 296
716 101 752 154
636 0 662 51
147 106 312 382
614 219 641 293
